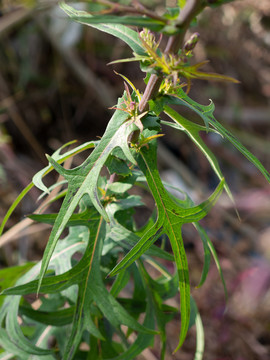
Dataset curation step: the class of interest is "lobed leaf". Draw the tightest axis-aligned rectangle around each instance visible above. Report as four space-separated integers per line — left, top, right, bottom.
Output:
36 104 138 294
106 198 174 261
163 105 235 204
0 140 96 238
159 179 226 292
165 90 270 184
19 305 75 327
109 138 224 351
107 280 156 360
0 297 52 357
33 140 97 194
0 231 89 359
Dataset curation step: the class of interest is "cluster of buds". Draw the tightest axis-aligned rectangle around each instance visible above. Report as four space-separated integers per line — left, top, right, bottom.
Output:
159 77 185 95
158 53 188 86
139 28 162 54
166 53 186 69
164 33 200 72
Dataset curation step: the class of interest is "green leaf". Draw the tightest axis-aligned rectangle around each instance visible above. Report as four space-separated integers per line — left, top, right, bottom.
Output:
0 263 35 307
143 257 179 301
0 140 96 238
1 238 88 294
105 196 173 261
0 235 89 358
105 154 131 176
62 14 165 31
107 181 133 194
163 106 235 204
36 103 139 294
33 140 97 194
110 269 130 298
207 237 228 300
109 222 168 260
62 217 105 359
107 279 155 360
58 214 157 360
28 207 101 228
0 328 29 359
193 223 211 288
2 207 155 359
0 210 93 359
109 138 224 351
19 306 75 327
1 297 52 357
87 224 158 333
0 182 33 238
165 91 270 184
167 179 228 296
1 242 94 297
60 2 147 56
138 261 176 359
158 179 224 291
191 297 204 360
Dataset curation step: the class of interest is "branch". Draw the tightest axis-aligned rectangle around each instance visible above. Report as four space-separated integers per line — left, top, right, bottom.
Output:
92 0 166 23
165 0 204 53
139 0 205 112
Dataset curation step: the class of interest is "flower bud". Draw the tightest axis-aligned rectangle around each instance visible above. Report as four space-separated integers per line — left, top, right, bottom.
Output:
184 32 200 52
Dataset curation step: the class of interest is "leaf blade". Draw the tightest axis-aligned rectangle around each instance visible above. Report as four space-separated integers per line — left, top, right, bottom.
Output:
60 2 147 56
166 91 270 183
36 107 138 293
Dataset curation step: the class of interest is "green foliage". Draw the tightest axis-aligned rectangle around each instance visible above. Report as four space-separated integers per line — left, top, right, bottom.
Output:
1 1 269 359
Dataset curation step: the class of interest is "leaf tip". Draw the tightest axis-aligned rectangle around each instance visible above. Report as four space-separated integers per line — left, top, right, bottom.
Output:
106 268 117 278
172 342 182 355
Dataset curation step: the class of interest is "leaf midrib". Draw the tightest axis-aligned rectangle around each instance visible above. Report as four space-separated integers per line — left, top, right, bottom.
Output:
140 150 188 342
78 217 102 322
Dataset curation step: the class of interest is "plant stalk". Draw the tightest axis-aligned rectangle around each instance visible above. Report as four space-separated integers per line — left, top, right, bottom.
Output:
139 0 205 113
93 0 166 22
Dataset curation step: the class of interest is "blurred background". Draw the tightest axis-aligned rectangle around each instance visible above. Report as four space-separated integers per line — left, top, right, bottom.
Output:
0 0 269 359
